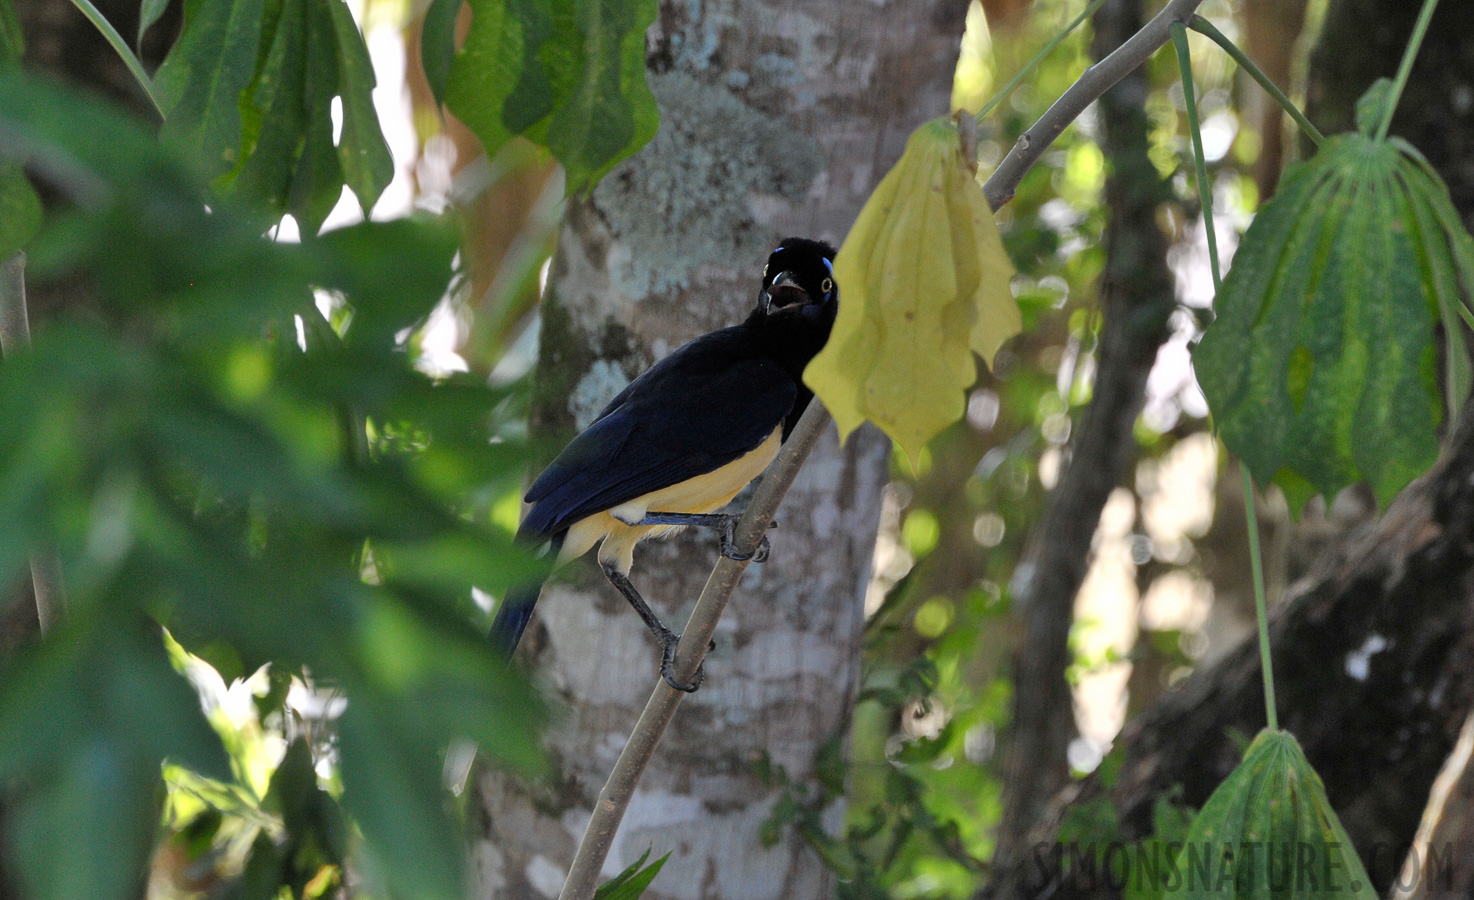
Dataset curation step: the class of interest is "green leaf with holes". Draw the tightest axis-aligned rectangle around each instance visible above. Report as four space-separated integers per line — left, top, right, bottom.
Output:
444 0 658 195
1193 129 1474 513
153 0 266 178
327 0 394 214
1163 730 1376 900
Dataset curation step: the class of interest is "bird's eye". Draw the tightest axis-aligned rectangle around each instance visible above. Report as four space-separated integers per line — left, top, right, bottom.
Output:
821 277 834 294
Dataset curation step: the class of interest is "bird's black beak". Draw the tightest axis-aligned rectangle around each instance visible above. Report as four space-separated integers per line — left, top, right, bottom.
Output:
762 271 809 315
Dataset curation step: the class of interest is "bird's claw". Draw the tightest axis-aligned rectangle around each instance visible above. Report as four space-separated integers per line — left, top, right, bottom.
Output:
719 518 775 563
658 630 707 693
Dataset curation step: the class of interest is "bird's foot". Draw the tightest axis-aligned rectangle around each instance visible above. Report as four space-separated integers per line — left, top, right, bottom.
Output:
718 516 774 564
638 511 776 564
657 629 716 693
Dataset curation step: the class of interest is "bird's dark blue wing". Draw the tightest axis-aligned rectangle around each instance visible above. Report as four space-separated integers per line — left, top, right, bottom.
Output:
520 331 797 538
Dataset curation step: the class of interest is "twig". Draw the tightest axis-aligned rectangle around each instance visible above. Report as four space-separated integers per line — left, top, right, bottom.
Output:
0 253 66 633
557 401 831 900
982 0 1208 210
562 1 1210 894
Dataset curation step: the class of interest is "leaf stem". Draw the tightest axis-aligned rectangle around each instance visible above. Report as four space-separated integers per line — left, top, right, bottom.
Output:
0 252 67 634
1187 15 1324 146
1242 467 1278 731
67 0 165 120
1173 23 1278 730
974 0 1110 122
983 0 1208 210
1375 0 1441 143
1170 22 1222 295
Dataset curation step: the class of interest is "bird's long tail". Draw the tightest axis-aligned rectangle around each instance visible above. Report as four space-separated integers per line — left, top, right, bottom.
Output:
490 529 565 655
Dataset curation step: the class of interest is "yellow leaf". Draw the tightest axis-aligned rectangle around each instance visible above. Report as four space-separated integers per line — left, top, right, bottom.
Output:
951 1 994 116
804 117 1019 464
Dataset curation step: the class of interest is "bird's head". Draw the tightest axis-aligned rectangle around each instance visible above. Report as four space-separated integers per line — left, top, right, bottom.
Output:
757 237 839 323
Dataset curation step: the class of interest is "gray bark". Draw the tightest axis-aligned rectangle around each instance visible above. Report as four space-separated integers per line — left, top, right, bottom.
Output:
471 3 967 898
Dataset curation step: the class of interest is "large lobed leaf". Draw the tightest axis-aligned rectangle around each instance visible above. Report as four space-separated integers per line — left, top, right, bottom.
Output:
444 0 659 195
155 0 393 227
804 117 1020 464
1194 130 1474 512
1162 730 1375 900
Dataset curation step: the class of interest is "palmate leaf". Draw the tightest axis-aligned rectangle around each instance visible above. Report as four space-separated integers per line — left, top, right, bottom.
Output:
1162 730 1374 900
153 0 267 178
444 0 658 194
804 118 1020 464
157 0 390 225
1193 131 1474 511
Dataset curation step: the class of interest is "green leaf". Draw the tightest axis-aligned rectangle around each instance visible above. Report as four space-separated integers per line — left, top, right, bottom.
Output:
542 0 660 194
1354 77 1394 138
0 0 24 67
420 0 463 108
1194 133 1465 511
313 215 460 348
594 849 670 900
154 0 267 178
289 0 345 234
137 0 174 46
227 0 308 220
337 689 465 900
327 0 394 214
445 0 659 194
1163 730 1375 900
0 165 41 257
0 618 231 900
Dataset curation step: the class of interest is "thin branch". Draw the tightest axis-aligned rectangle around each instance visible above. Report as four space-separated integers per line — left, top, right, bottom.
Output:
561 1 1210 894
0 252 66 634
557 401 832 900
982 0 1208 210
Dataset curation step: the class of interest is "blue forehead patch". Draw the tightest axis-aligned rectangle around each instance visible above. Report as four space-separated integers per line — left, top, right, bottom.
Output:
822 257 834 275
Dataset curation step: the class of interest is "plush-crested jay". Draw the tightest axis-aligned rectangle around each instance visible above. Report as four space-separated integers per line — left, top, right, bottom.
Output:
491 237 838 691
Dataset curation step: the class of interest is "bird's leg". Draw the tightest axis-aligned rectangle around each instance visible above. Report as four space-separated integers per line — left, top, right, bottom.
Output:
635 512 774 563
600 563 710 693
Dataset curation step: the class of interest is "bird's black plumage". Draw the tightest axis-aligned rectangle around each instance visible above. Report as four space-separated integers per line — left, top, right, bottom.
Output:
491 237 839 674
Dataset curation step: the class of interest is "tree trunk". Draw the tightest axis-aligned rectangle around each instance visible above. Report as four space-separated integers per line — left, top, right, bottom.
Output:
992 0 1176 868
470 3 967 898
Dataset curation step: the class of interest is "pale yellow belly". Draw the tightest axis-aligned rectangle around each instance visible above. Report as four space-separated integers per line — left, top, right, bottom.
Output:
558 426 782 574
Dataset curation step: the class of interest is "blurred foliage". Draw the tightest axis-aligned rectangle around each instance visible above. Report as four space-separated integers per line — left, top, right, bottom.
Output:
0 67 544 900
